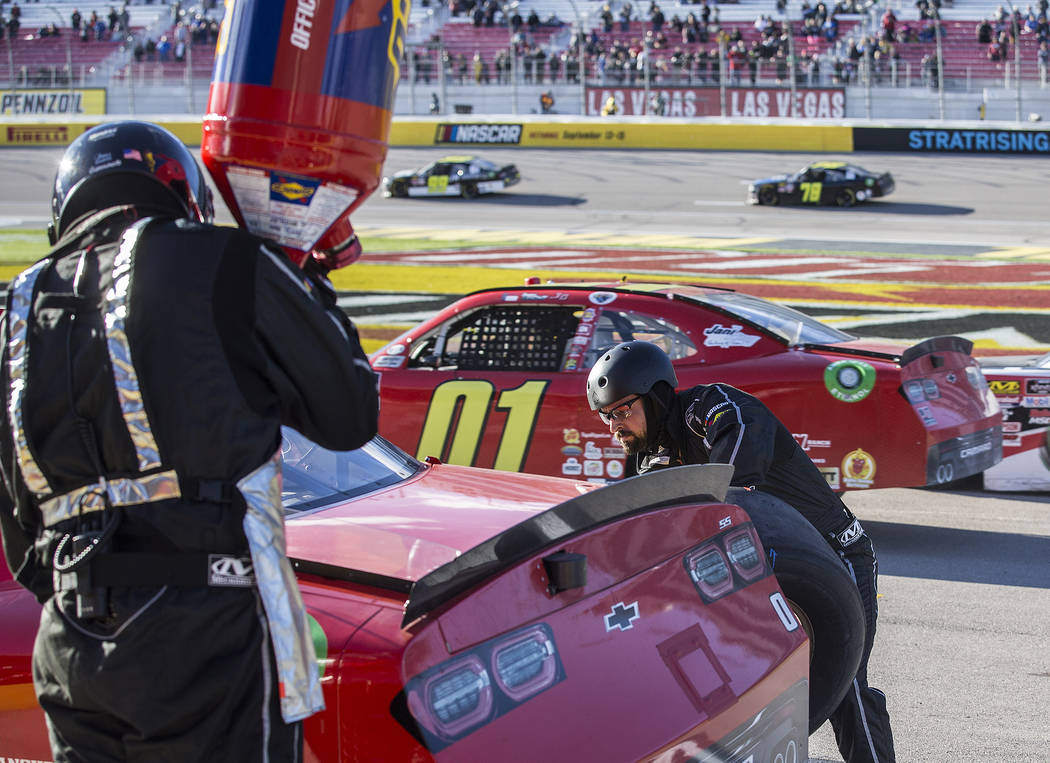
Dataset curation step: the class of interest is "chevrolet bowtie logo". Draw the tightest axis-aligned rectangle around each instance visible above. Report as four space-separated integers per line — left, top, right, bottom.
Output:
604 601 640 632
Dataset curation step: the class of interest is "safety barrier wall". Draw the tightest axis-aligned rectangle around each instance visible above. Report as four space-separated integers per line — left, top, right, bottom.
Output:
2 115 1050 155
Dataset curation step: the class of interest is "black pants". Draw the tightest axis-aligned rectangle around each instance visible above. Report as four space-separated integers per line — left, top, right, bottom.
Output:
829 536 896 763
33 586 303 763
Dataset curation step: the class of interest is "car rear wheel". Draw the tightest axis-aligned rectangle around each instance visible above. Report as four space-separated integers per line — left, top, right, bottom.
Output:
725 488 865 734
835 189 856 207
461 182 479 199
758 186 779 206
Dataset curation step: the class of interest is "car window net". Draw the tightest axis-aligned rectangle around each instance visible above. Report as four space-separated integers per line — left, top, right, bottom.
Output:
454 306 579 372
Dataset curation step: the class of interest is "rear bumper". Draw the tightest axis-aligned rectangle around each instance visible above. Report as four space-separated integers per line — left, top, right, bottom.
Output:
926 425 1002 485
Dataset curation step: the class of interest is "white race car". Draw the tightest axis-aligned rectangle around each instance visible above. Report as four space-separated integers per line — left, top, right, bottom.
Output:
980 352 1050 491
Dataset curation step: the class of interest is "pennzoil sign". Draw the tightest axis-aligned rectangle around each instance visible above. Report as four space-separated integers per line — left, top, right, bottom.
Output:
0 88 106 115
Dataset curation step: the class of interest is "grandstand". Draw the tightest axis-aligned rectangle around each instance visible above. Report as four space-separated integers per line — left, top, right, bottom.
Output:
0 0 1048 117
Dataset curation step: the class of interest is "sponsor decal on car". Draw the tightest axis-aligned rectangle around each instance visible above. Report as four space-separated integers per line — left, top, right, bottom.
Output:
825 360 877 403
819 467 841 490
386 343 406 355
842 448 876 488
604 601 640 632
563 428 581 444
917 405 938 427
606 460 624 478
1023 396 1050 406
1003 421 1022 433
584 460 604 477
703 324 761 348
604 447 625 458
793 433 831 450
1027 378 1050 395
989 379 1022 395
1028 409 1050 425
373 355 405 368
561 445 583 456
588 291 617 305
562 457 583 476
584 442 603 459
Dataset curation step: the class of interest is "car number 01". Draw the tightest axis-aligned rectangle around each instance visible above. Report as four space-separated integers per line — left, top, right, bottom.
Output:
416 380 548 471
800 182 822 203
770 591 799 632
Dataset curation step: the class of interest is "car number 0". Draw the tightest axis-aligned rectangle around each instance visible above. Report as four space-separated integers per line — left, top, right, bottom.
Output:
770 591 799 632
416 380 548 471
800 182 822 203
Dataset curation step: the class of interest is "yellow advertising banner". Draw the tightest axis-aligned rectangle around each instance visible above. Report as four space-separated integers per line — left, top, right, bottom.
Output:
388 118 853 151
0 89 106 117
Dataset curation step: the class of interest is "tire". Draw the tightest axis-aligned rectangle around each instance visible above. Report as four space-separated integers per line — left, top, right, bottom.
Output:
461 182 479 199
391 182 408 198
758 186 779 206
835 188 856 207
725 487 865 734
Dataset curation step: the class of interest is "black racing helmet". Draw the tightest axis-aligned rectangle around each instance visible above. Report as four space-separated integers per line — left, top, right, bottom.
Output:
587 340 678 411
49 120 213 243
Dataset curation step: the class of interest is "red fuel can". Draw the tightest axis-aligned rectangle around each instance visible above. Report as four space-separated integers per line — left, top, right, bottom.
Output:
202 0 409 266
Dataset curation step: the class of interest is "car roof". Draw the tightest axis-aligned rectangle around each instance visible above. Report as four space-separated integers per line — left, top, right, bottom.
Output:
437 154 478 162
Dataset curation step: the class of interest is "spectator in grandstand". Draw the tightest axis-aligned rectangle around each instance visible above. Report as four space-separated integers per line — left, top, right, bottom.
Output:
649 2 665 33
71 8 81 32
976 18 994 43
601 95 619 115
508 8 522 31
600 3 613 32
1039 39 1049 75
540 90 554 113
987 31 1004 59
6 15 18 41
823 13 839 40
620 2 633 32
526 8 539 32
880 7 897 39
157 35 171 61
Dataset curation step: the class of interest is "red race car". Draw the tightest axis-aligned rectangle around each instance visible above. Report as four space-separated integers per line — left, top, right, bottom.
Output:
371 280 1002 489
1 430 865 761
979 351 1050 491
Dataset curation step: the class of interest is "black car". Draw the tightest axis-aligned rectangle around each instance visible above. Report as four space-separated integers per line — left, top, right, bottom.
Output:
382 155 521 199
748 161 894 207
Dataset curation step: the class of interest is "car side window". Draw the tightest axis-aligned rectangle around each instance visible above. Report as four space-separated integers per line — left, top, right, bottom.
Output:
585 309 697 367
408 305 581 372
823 170 843 182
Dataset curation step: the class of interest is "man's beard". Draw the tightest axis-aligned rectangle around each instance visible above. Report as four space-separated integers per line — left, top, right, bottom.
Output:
616 430 647 455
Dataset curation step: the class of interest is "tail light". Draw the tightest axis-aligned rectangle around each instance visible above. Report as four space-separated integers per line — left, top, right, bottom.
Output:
686 546 733 601
408 655 493 741
404 624 564 751
683 522 770 604
724 526 764 582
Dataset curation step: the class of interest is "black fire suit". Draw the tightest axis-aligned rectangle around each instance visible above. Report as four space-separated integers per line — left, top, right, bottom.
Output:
635 383 895 763
0 207 379 762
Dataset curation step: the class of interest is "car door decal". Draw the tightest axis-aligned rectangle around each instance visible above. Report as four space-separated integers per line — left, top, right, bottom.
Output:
416 380 549 471
800 182 822 203
427 175 449 193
